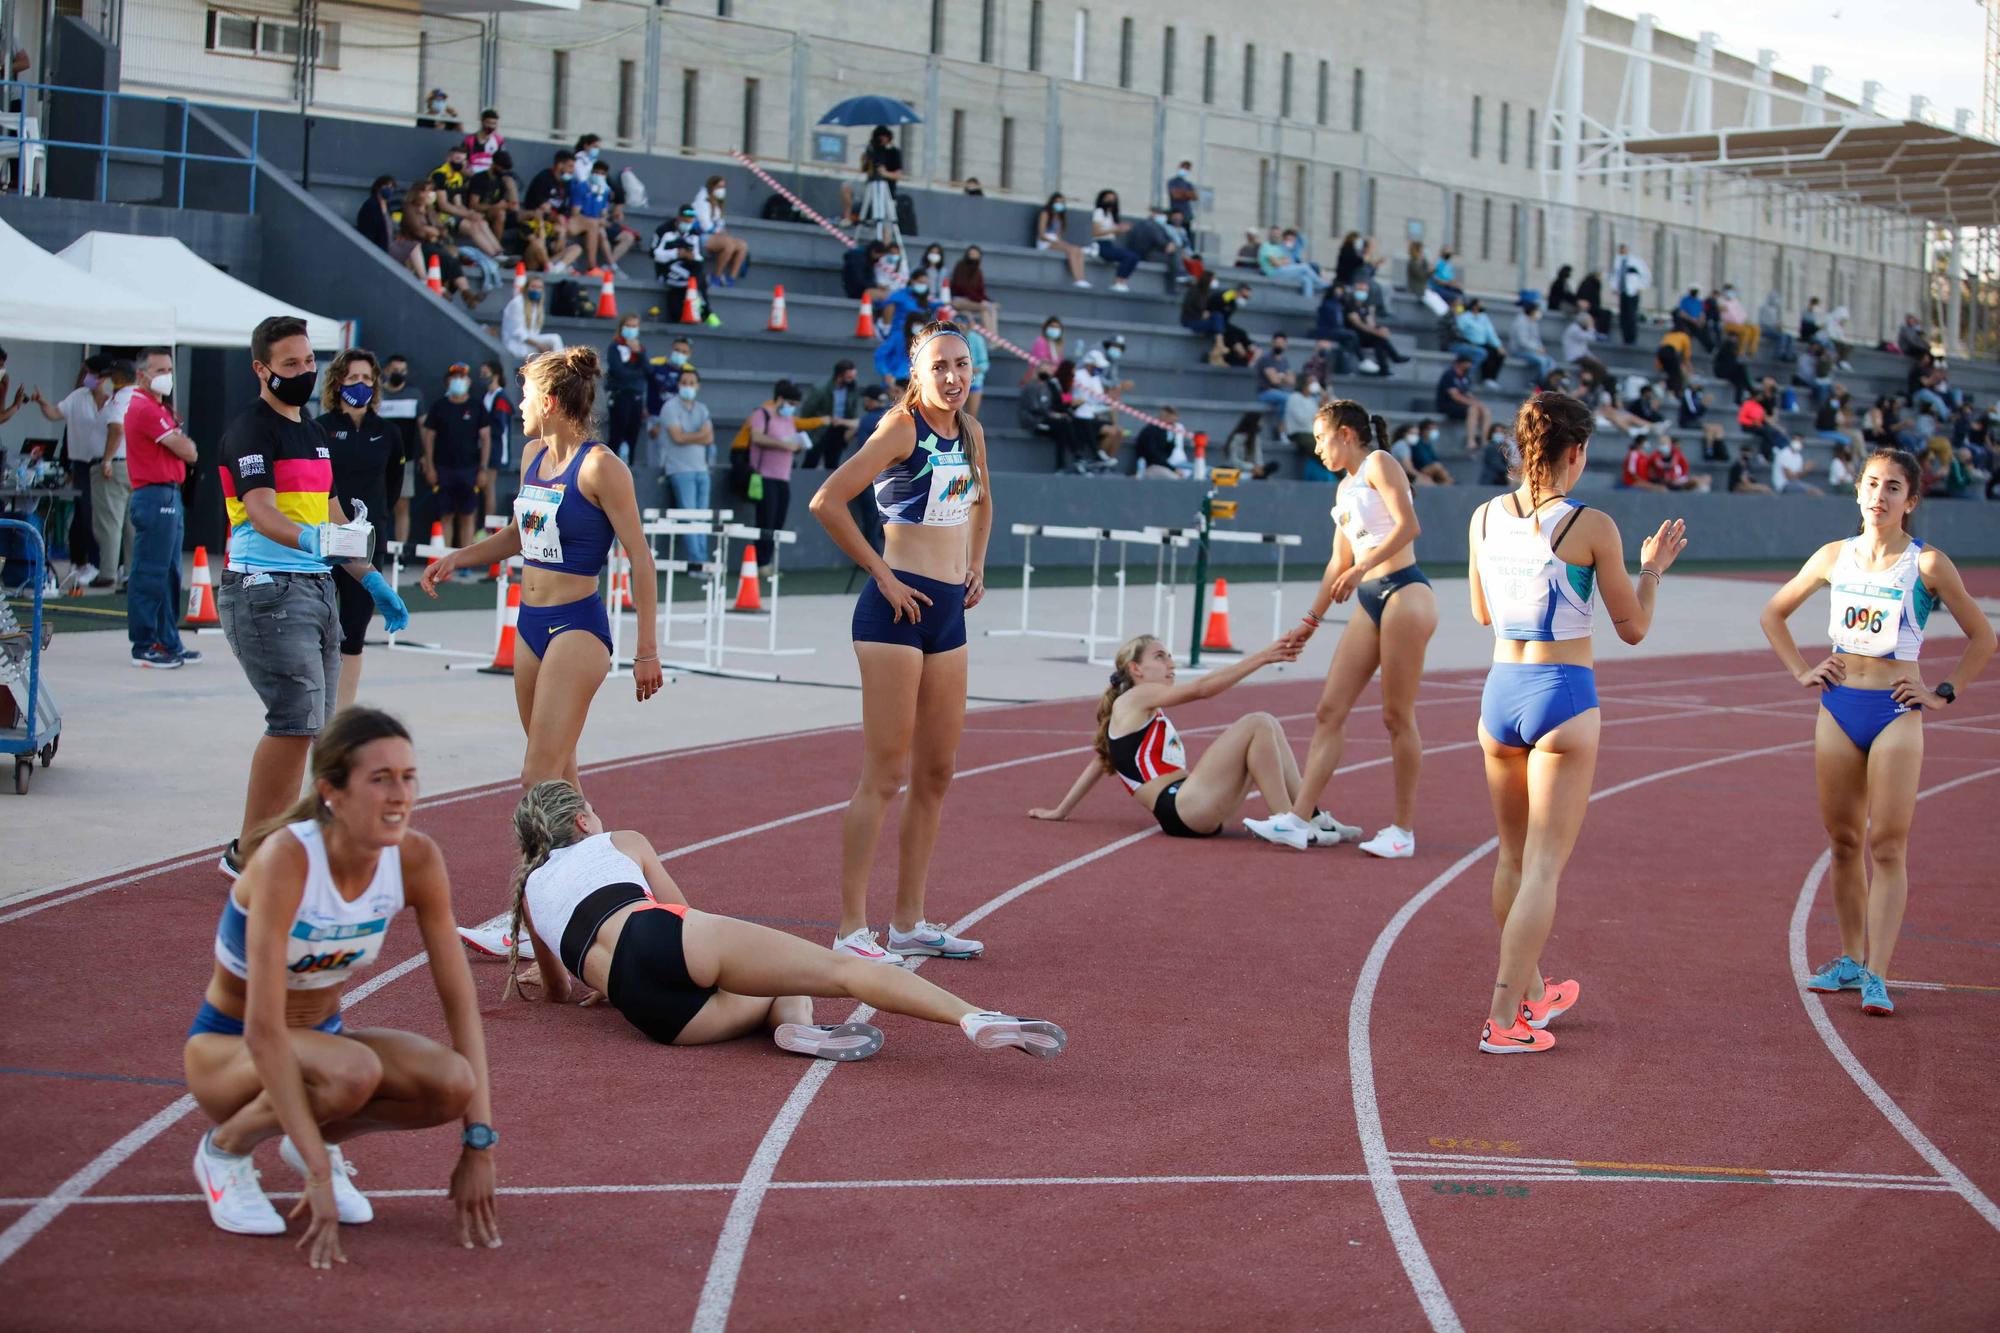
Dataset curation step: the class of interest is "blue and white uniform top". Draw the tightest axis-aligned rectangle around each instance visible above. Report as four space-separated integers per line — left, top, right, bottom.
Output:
515 440 617 577
1334 464 1395 558
1476 496 1595 641
212 821 405 990
1827 536 1934 661
874 417 975 527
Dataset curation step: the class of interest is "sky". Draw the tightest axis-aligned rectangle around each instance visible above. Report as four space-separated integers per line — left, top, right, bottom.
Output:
1593 0 1989 133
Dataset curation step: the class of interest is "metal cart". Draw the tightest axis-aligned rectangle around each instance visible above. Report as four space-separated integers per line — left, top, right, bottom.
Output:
0 519 62 794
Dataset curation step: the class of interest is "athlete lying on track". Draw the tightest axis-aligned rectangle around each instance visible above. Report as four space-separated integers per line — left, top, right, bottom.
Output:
502 780 1067 1059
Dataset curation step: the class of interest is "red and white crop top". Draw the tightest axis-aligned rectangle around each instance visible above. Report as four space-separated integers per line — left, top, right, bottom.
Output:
1105 710 1188 793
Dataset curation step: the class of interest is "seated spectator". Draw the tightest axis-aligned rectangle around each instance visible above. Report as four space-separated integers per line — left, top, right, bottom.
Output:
1089 190 1140 292
1672 287 1711 349
572 160 636 274
1451 299 1506 388
1546 264 1575 312
1434 354 1491 451
1018 366 1084 472
1649 431 1710 492
946 247 1001 332
914 243 947 292
1343 282 1406 374
1793 342 1834 407
1074 350 1126 464
876 297 936 388
1799 296 1823 347
1034 192 1090 286
355 175 399 252
1404 241 1434 297
652 367 715 565
1508 301 1556 384
430 143 504 286
1717 286 1758 357
1827 442 1855 489
1312 282 1360 365
1221 409 1280 479
1407 420 1456 486
1251 332 1297 439
1027 317 1070 381
1583 372 1651 439
1770 433 1821 495
1167 159 1200 226
1385 423 1424 484
468 149 521 241
692 176 747 285
524 148 600 272
962 177 985 197
1626 383 1665 425
1711 333 1754 403
1701 289 1724 351
1907 353 1959 420
1573 268 1603 314
596 159 642 272
1183 270 1226 345
1283 376 1324 458
462 108 505 175
1132 405 1186 479
1121 206 1188 286
1620 436 1663 490
1816 387 1865 453
1822 305 1854 368
799 359 863 470
652 205 718 325
872 243 907 297
1896 313 1930 359
501 272 565 359
1428 246 1465 305
1728 439 1773 494
1737 390 1784 458
1162 208 1199 272
391 180 476 307
1758 290 1794 361
843 239 892 304
1334 231 1364 286
1477 424 1515 486
955 314 991 418
1562 302 1604 371
418 87 460 132
1676 382 1729 461
1920 435 1972 497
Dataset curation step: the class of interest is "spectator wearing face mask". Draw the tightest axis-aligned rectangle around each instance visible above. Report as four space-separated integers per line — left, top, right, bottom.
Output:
502 273 565 360
962 177 985 197
374 354 422 544
355 175 399 253
122 348 196 667
1259 226 1331 298
430 144 505 274
1344 282 1407 375
606 316 650 465
392 181 477 307
570 161 631 275
315 349 403 711
1284 376 1325 463
418 87 460 132
1122 207 1190 289
946 247 1000 333
1252 332 1297 444
468 149 521 243
692 176 747 285
1034 193 1090 287
654 368 715 565
801 359 864 468
1717 286 1758 357
648 337 695 413
1027 317 1068 383
1311 284 1362 375
651 205 716 325
1649 432 1710 493
956 314 992 419
1435 353 1493 452
1620 435 1664 490
1132 404 1186 479
420 363 491 554
1167 160 1200 227
1090 190 1140 293
1428 247 1465 305
30 354 115 585
914 243 948 292
1407 420 1457 486
746 381 805 567
1206 283 1256 367
477 360 514 519
1452 299 1507 389
1508 302 1555 385
876 277 943 384
1073 351 1125 466
843 239 894 307
1477 424 1515 486
524 148 598 273
463 108 504 171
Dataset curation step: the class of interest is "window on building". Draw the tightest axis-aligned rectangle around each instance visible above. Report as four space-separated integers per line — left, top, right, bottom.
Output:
1471 95 1482 158
1281 52 1293 119
1453 191 1465 252
1481 197 1493 259
1000 116 1016 189
980 0 996 63
1351 68 1364 131
616 61 637 142
1029 1 1043 71
1526 108 1537 169
1316 59 1329 126
1329 171 1342 236
1202 34 1216 104
1536 207 1546 267
1073 8 1088 80
1242 43 1256 112
1118 17 1133 88
554 51 571 133
1363 175 1377 234
930 0 945 55
716 0 730 14
1509 202 1520 263
205 9 339 68
740 77 759 155
679 67 697 149
1499 102 1510 164
948 108 965 181
1162 26 1176 97
1294 163 1306 230
1257 156 1270 226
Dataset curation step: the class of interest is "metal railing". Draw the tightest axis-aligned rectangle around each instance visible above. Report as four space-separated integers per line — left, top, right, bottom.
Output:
0 79 259 210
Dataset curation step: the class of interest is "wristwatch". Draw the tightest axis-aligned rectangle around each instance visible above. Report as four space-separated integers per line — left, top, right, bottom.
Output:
1934 682 1956 706
462 1122 499 1151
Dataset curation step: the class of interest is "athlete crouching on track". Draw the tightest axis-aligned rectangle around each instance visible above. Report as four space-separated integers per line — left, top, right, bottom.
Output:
183 708 501 1267
1759 448 1994 1016
1027 633 1321 838
1468 392 1686 1054
502 781 1066 1059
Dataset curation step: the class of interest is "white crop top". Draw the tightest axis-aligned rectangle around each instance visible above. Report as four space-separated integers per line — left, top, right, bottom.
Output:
1334 462 1396 558
212 821 405 990
1476 497 1596 642
523 832 654 946
1827 536 1934 661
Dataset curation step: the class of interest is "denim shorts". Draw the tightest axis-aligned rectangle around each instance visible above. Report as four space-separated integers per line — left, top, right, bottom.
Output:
218 572 342 737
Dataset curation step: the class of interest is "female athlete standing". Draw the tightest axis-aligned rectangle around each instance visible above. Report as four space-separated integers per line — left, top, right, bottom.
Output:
184 709 500 1266
1759 448 1994 1015
315 349 401 714
809 320 990 964
1246 400 1436 857
1468 392 1685 1053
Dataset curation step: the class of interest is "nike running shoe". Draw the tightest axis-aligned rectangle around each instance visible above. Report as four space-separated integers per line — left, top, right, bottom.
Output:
886 920 984 959
1478 1015 1556 1054
1860 970 1895 1016
1359 825 1416 859
1806 954 1864 993
774 1021 885 1061
193 1131 285 1236
458 924 533 960
1244 811 1313 849
280 1136 373 1224
1309 810 1364 845
832 927 901 964
959 1011 1067 1058
1520 977 1581 1030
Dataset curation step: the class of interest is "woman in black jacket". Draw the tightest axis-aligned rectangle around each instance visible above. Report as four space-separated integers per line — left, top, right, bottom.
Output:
355 175 397 251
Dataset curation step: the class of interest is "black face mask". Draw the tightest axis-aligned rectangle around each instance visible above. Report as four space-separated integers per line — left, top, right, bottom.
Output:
265 366 318 408
386 372 406 388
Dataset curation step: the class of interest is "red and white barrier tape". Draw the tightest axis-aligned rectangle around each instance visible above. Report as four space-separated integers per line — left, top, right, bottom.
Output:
730 151 858 251
981 328 1181 435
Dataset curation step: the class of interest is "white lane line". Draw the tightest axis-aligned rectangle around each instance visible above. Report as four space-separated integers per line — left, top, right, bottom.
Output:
688 829 1155 1333
1349 732 1812 1333
1387 1151 1945 1183
0 1096 196 1266
1788 764 2000 1235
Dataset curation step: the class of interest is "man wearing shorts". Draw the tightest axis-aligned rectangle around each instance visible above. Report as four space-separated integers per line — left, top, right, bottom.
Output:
421 362 491 557
214 316 409 877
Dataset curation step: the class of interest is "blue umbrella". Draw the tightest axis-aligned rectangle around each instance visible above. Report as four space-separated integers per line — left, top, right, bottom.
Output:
818 96 922 128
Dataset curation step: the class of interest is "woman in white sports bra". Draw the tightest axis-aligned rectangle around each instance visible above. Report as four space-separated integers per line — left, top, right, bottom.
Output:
1466 392 1686 1055
1247 400 1437 859
1027 633 1319 839
1759 447 1994 1016
183 708 501 1267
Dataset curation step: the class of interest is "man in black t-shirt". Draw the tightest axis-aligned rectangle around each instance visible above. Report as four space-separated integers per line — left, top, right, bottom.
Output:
421 362 491 552
841 125 905 224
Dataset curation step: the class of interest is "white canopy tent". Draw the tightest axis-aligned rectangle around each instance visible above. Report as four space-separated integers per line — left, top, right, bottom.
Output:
56 233 344 350
0 216 178 345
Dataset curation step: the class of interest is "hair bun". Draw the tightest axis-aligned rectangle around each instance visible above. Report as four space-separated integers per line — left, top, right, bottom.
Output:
567 345 601 378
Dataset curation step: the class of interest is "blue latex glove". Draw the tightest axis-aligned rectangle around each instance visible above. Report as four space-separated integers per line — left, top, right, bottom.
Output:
360 569 410 634
296 523 323 558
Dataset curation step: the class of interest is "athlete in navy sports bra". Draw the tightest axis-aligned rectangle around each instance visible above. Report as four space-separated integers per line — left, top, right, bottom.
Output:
1466 392 1685 1055
809 319 994 965
181 709 502 1267
1759 448 1993 1016
422 348 662 795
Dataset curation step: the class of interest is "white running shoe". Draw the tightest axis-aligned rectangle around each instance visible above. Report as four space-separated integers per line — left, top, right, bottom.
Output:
1359 825 1416 859
459 924 532 959
886 919 984 959
1309 810 1364 846
1244 811 1313 849
280 1136 373 1224
193 1131 285 1236
959 1011 1068 1059
774 1021 885 1061
1072 279 1094 289
831 927 902 964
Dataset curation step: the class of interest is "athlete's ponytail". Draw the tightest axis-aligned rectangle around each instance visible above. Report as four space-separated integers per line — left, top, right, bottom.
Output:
1095 635 1158 774
1369 414 1390 451
242 708 412 862
504 780 589 1000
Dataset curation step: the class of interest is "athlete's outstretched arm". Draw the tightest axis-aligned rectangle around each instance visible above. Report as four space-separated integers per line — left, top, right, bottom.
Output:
1591 510 1686 645
1901 548 1997 708
1760 541 1846 687
1125 637 1300 712
1029 756 1105 820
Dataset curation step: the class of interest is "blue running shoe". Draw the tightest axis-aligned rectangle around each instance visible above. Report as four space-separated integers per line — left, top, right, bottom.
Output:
1860 970 1895 1016
1806 954 1864 993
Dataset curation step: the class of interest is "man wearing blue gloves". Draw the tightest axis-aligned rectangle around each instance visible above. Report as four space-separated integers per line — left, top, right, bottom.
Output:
213 315 411 879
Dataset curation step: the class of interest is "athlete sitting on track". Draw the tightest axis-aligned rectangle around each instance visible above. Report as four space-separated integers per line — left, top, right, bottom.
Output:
1028 633 1333 838
1759 447 1994 1016
183 708 501 1268
1468 392 1686 1055
502 780 1067 1059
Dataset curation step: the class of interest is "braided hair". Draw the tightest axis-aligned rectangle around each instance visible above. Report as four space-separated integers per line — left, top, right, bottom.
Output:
1094 636 1159 773
504 780 589 1000
1511 391 1593 515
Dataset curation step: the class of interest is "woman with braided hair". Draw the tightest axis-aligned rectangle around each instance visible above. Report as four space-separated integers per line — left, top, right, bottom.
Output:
1467 391 1687 1054
1026 633 1316 838
501 781 1066 1059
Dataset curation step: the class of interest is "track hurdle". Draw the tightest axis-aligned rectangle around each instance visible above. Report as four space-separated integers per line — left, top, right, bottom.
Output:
377 533 495 660
644 519 812 681
987 523 1195 665
1147 526 1303 646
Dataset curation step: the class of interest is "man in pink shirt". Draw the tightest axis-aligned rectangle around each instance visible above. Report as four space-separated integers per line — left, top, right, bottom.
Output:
124 347 199 668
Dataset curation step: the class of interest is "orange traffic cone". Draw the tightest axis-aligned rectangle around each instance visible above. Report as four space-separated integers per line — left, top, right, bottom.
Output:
513 261 526 295
1201 578 1236 652
680 282 702 324
854 295 877 339
479 582 520 675
595 268 618 319
425 254 444 295
182 545 219 627
1192 431 1209 481
939 281 952 308
767 283 788 332
610 548 636 612
731 548 763 612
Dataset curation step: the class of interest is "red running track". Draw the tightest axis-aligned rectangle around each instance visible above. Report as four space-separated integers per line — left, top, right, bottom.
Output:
0 647 1995 1329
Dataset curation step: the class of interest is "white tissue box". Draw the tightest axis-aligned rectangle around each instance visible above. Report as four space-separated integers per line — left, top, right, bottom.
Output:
317 500 375 561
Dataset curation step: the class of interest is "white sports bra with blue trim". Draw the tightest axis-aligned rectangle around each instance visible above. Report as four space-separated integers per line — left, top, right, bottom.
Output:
1334 463 1395 557
212 821 405 990
1476 496 1595 642
1827 536 1933 661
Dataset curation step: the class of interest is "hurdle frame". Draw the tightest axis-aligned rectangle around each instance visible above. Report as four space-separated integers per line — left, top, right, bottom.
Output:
987 523 1197 665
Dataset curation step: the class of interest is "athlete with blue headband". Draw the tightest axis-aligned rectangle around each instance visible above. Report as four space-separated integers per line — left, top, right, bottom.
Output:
809 319 993 965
